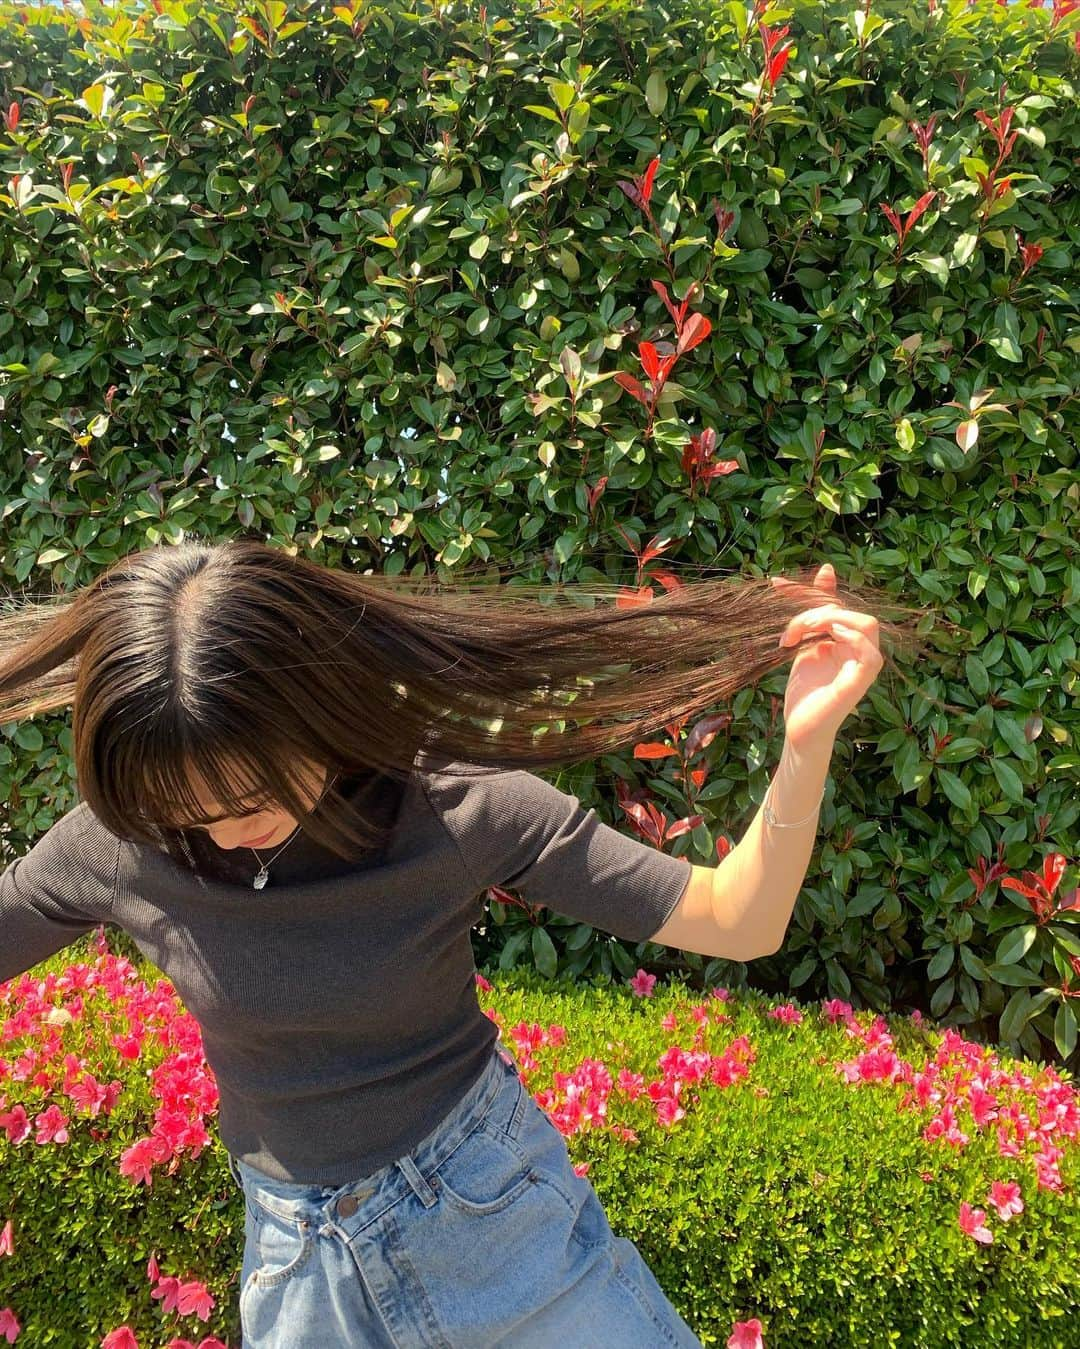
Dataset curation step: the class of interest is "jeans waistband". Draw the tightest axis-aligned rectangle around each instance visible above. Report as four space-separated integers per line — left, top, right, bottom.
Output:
226 1044 518 1224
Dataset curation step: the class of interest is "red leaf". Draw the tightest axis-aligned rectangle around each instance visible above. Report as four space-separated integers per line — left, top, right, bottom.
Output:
615 586 655 609
766 45 793 90
879 203 903 240
651 280 681 330
1000 878 1041 899
676 312 711 356
640 534 676 565
665 815 705 840
638 340 660 381
998 105 1015 142
702 459 741 479
1056 887 1080 915
904 190 937 232
633 742 680 760
1043 852 1067 896
640 155 661 209
616 797 665 845
612 372 648 405
684 712 733 760
758 22 790 58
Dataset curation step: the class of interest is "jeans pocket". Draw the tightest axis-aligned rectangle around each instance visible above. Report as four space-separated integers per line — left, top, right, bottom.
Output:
431 1118 538 1216
247 1197 315 1288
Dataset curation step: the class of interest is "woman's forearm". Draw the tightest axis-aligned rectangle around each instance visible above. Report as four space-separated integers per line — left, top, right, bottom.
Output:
728 732 834 955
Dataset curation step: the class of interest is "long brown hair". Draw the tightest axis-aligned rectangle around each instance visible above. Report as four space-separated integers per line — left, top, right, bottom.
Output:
0 536 934 869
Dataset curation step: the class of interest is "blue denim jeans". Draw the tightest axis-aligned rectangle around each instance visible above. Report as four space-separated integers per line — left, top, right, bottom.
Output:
225 1044 702 1347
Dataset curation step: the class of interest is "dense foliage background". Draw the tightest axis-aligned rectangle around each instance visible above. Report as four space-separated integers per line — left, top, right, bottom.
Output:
1 0 1078 1071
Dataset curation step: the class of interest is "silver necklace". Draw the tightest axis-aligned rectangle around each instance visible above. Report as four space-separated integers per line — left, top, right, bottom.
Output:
249 772 339 889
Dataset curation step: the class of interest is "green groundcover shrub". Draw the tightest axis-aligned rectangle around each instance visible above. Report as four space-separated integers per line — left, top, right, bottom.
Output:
0 928 1076 1348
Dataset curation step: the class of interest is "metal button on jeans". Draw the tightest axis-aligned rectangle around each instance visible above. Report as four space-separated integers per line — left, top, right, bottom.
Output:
337 1194 360 1218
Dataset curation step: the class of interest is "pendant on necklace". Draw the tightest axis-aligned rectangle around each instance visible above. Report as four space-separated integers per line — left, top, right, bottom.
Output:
253 867 270 890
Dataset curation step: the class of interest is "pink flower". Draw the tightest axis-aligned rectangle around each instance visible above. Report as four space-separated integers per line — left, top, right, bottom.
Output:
958 1201 994 1244
768 1003 803 1025
150 1275 215 1319
0 1104 30 1144
101 1329 139 1349
654 1095 686 1128
821 998 854 1023
988 1180 1023 1221
728 1318 765 1348
33 1103 69 1144
0 1308 20 1343
175 1280 215 1320
630 969 657 998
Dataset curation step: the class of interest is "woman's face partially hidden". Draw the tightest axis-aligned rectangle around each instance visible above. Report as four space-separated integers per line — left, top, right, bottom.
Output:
184 760 330 852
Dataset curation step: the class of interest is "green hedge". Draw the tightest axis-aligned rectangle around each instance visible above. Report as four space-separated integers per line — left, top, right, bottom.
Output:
0 932 1077 1346
1 0 1078 1070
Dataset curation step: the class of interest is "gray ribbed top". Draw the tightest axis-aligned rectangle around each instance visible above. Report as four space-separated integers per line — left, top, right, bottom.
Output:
0 750 690 1184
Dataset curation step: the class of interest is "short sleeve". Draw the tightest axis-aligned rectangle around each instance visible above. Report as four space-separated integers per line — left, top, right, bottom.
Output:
419 760 691 944
0 804 119 986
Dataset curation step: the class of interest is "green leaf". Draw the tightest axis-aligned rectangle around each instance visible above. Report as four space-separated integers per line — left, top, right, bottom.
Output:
550 81 576 113
990 757 1024 803
793 267 829 290
995 924 1037 966
930 976 954 1018
913 254 948 287
958 944 988 981
1054 1000 1077 1060
465 306 490 336
987 301 1022 362
927 944 954 979
531 925 558 978
645 71 668 117
981 960 1040 989
1000 989 1035 1042
789 955 817 986
987 332 1022 362
935 768 971 811
722 248 771 273
524 105 563 125
829 197 866 215
14 722 44 751
1018 409 1046 444
81 83 115 120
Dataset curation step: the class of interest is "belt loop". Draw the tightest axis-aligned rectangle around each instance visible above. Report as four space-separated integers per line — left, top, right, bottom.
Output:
396 1153 439 1209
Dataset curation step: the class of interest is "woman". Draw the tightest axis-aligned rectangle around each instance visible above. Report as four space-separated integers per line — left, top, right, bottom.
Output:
0 537 918 1346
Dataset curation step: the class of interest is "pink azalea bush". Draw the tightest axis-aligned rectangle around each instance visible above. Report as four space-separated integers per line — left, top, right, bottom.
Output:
1 933 1077 1344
